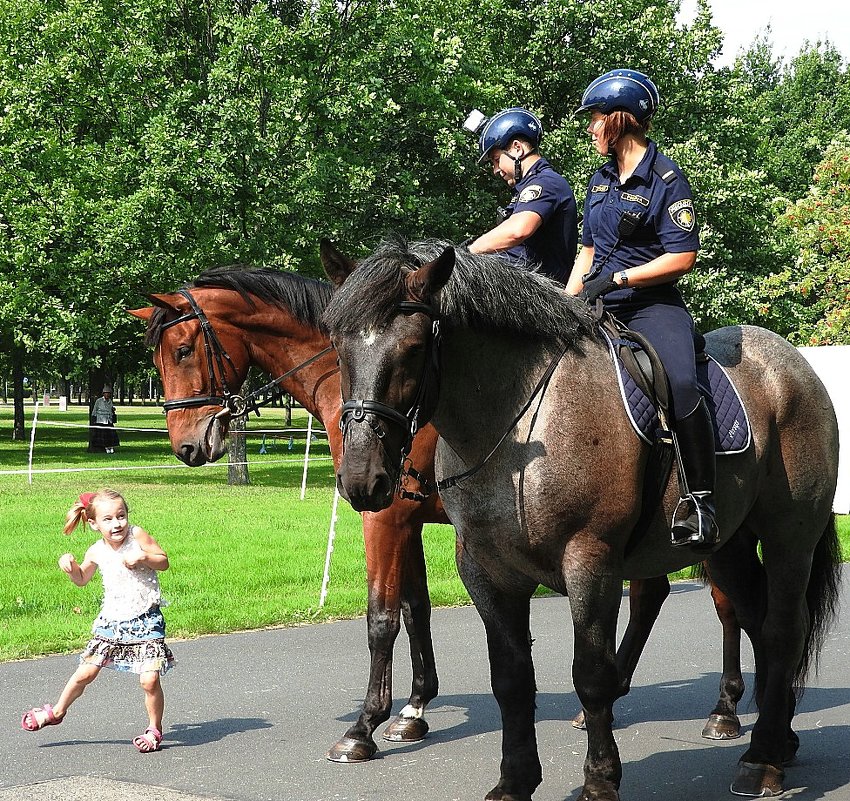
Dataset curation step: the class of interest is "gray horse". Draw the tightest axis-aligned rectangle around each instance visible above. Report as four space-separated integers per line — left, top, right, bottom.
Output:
320 237 841 801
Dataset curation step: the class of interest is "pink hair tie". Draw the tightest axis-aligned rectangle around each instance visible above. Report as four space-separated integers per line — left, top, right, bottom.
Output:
79 492 96 508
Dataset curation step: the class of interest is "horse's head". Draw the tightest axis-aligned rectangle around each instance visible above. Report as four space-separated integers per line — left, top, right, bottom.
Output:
128 289 251 466
320 239 454 512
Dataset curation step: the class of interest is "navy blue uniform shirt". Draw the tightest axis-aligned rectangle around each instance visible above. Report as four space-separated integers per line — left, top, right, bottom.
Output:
581 140 699 309
503 157 577 284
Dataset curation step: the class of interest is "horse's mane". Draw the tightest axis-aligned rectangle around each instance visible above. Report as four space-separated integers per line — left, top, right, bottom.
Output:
323 237 595 346
144 265 333 347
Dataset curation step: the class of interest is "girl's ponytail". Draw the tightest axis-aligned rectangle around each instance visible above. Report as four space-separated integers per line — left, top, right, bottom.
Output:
63 492 97 535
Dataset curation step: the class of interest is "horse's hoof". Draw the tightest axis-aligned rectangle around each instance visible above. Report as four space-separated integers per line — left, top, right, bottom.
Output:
484 789 532 801
383 714 429 742
730 761 784 797
701 713 741 740
326 735 378 763
577 781 620 801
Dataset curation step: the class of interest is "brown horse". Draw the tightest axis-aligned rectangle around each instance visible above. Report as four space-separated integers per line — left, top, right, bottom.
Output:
320 238 841 800
128 266 746 765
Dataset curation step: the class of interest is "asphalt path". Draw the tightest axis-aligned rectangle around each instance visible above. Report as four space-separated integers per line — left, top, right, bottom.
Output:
2 567 849 801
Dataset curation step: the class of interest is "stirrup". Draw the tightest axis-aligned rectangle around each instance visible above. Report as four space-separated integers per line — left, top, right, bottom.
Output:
671 493 718 548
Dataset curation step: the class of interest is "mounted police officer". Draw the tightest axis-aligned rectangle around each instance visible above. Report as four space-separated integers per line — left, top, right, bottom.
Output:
463 107 577 285
567 69 718 549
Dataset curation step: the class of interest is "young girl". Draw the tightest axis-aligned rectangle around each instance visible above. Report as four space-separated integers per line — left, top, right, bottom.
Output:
21 489 176 752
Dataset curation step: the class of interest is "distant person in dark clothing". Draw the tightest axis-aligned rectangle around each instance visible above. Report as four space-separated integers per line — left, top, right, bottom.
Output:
90 386 119 454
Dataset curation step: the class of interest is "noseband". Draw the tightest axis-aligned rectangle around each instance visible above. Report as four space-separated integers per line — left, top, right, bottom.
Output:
339 301 441 464
160 288 334 418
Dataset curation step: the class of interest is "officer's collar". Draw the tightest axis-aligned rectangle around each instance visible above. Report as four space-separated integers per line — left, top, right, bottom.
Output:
518 156 549 183
601 140 657 184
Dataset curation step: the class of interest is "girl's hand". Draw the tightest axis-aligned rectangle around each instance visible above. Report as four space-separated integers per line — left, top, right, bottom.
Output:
123 553 145 570
58 553 78 574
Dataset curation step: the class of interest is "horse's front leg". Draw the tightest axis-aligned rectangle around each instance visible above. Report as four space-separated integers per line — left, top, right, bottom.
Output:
326 514 412 762
572 575 670 729
564 540 625 801
457 546 541 801
383 518 438 744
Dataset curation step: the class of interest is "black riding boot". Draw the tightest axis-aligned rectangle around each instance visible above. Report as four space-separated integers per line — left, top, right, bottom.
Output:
671 398 719 549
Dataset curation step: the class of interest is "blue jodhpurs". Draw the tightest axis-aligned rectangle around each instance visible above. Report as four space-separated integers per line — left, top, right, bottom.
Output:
611 302 701 421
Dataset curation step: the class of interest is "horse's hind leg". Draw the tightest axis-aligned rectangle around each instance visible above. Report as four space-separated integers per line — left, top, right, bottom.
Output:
457 547 541 801
571 575 670 730
701 576 744 740
327 516 426 762
382 523 438 743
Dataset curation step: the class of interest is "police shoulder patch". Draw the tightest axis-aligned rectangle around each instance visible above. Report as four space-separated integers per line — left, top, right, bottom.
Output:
668 198 695 232
518 185 543 203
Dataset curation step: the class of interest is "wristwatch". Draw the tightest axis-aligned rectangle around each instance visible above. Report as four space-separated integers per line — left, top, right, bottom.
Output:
618 270 629 286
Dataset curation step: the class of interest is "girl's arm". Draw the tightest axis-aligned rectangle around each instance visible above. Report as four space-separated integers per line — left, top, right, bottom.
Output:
59 550 98 587
124 528 169 572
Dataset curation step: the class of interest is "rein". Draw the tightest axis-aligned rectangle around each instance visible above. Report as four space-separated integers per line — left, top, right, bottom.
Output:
401 339 568 501
160 288 335 419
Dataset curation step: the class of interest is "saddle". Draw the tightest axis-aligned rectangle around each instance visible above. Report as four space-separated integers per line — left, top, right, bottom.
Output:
598 315 751 455
597 313 751 557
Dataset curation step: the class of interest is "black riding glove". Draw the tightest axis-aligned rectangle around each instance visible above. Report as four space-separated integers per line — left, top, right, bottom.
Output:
580 273 618 304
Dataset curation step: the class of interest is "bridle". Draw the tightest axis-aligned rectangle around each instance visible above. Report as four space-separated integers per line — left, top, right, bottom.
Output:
339 301 441 475
159 288 334 419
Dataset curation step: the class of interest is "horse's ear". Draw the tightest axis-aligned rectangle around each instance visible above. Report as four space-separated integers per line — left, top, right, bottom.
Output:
127 307 154 321
407 247 455 300
146 293 184 312
320 239 357 288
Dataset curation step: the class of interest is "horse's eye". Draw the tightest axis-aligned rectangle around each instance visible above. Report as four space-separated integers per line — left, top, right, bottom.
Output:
176 345 192 361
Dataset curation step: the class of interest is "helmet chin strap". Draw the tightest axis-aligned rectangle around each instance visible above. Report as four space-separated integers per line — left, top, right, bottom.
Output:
507 147 536 182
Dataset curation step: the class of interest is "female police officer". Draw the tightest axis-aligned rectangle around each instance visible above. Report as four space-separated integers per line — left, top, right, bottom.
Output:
566 69 718 549
465 107 577 285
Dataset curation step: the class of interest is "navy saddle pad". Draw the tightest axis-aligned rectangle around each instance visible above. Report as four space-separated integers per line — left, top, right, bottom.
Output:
604 336 751 455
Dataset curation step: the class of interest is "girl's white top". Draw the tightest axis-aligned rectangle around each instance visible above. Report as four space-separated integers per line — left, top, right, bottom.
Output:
90 526 163 621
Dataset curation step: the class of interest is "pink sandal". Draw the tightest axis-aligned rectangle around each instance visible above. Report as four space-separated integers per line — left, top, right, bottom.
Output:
21 704 61 732
133 726 163 753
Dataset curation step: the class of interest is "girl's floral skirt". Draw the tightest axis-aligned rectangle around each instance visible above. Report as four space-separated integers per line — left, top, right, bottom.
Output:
82 605 176 676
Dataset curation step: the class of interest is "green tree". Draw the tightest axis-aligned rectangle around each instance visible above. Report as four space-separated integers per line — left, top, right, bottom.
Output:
760 134 850 344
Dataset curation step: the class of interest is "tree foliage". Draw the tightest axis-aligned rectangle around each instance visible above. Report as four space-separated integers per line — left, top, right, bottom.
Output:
1 0 848 420
760 134 850 344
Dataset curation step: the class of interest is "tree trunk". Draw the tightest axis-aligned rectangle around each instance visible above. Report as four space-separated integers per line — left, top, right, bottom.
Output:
227 380 250 485
11 351 25 440
227 413 250 485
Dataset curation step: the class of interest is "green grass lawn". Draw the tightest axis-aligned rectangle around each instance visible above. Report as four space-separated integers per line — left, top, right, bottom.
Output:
1 402 847 662
0 403 464 661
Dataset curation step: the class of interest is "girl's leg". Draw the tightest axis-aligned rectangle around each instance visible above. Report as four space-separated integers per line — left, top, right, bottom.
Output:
52 662 102 719
139 671 164 732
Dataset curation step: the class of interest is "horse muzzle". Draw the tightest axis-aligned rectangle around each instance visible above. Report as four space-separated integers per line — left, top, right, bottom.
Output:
336 424 400 512
171 413 228 466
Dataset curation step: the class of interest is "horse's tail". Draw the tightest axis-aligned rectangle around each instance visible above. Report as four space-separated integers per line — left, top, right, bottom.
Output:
795 513 843 694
